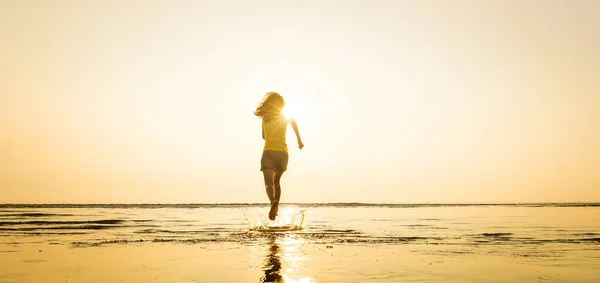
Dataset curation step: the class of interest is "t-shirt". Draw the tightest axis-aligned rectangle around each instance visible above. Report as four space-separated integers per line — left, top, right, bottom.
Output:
262 114 288 152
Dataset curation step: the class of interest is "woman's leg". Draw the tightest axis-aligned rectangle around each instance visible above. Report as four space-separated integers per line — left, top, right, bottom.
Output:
262 169 275 203
263 169 280 220
274 171 285 203
266 171 285 220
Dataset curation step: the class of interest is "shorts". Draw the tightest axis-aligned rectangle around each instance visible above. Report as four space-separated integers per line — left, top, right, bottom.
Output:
260 150 289 172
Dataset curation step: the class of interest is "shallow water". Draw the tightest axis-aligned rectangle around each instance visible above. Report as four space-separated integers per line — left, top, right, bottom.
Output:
0 203 598 282
1 204 598 248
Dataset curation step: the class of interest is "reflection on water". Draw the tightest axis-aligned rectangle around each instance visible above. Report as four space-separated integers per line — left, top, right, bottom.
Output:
261 235 312 283
262 237 283 282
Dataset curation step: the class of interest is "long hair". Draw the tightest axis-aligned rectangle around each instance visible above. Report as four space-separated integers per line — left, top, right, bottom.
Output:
254 92 285 118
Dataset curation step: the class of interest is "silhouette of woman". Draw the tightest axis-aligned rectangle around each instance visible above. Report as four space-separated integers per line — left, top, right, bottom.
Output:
254 92 304 220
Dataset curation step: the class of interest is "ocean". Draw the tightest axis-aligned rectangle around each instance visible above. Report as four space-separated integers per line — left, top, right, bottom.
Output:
0 203 598 282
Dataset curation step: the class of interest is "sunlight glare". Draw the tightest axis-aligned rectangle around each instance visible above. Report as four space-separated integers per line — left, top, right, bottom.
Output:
282 275 313 283
282 104 298 122
276 87 312 126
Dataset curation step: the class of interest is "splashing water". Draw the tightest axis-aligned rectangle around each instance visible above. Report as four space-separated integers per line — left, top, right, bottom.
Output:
243 208 305 231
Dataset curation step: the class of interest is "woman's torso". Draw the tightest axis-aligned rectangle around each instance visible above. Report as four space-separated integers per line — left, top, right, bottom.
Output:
263 115 288 152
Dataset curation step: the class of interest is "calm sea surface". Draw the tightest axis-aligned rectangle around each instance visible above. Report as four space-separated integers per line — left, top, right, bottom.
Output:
1 203 598 248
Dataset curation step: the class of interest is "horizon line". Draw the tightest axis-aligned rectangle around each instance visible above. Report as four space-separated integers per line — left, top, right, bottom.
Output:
1 202 599 205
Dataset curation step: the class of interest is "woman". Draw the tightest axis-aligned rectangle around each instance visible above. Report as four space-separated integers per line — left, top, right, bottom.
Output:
254 92 304 220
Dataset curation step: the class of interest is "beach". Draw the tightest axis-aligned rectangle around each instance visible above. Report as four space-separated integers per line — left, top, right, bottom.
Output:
1 204 598 282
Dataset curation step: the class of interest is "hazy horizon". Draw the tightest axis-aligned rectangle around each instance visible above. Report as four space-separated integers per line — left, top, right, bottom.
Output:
1 202 598 206
2 0 599 203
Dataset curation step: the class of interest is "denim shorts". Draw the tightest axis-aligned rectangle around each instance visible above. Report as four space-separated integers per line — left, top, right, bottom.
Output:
260 150 289 172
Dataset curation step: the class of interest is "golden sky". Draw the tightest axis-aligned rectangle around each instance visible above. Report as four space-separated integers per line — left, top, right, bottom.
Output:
1 0 599 203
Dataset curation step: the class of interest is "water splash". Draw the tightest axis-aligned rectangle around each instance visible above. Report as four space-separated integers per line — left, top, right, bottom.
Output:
243 209 305 231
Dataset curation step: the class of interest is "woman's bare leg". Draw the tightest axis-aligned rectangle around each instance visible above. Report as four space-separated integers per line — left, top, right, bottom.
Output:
274 171 285 203
266 170 284 220
262 169 275 204
263 169 280 220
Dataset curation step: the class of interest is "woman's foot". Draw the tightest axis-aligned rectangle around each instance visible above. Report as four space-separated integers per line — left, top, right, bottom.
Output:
269 200 279 220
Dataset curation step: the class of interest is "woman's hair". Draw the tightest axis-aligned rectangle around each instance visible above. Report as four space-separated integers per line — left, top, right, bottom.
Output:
254 92 285 118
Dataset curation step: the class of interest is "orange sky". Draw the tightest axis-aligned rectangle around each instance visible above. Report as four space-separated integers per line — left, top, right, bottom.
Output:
1 0 599 203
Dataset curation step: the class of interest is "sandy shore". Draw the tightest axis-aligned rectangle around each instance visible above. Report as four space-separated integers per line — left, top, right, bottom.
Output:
1 239 598 283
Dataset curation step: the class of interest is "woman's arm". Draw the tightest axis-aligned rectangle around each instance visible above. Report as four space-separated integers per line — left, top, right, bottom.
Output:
262 123 265 140
289 119 304 149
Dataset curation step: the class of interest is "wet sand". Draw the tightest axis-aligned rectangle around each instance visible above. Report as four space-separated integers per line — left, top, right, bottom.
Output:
2 239 598 283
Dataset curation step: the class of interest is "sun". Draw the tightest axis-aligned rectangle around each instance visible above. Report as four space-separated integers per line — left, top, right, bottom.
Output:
267 83 312 126
281 104 297 122
280 95 310 125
